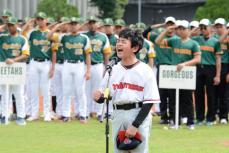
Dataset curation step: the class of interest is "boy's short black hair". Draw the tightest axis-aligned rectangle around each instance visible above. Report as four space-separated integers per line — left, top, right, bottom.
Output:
119 28 144 54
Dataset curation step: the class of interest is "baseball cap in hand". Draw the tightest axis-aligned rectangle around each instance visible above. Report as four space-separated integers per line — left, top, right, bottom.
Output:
116 130 142 150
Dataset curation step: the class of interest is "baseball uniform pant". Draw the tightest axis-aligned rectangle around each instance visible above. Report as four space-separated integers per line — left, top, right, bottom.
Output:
0 85 25 120
62 62 87 118
25 63 31 117
215 63 229 121
195 65 217 122
29 60 51 118
86 63 104 116
50 63 63 116
112 108 152 153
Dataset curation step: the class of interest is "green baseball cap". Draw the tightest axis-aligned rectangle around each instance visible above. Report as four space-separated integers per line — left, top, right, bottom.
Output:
87 16 98 22
114 19 126 26
103 18 113 26
135 22 146 29
129 24 135 29
80 18 85 24
35 12 47 19
60 17 70 23
97 19 104 27
47 17 56 24
7 16 18 25
2 9 12 17
70 17 81 23
24 16 31 23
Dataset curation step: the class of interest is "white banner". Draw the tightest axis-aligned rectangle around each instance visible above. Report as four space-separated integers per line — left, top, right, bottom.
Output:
0 62 26 85
159 65 196 90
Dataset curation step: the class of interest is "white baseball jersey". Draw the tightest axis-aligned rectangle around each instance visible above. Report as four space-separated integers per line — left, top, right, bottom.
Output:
101 61 160 105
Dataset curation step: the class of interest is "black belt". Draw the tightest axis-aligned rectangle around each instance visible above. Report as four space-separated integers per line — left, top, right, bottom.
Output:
57 59 64 64
33 58 49 62
91 61 102 65
65 60 83 63
113 102 143 110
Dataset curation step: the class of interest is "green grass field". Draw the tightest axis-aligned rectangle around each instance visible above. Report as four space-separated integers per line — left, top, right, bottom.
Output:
0 117 228 153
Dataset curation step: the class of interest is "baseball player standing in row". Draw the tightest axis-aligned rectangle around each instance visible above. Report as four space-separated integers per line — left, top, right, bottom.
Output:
22 12 56 121
143 17 177 125
84 16 111 119
93 28 160 153
47 17 70 119
0 17 29 125
59 17 92 123
134 22 155 68
103 18 118 60
0 10 13 34
156 20 201 129
215 18 229 124
191 19 222 126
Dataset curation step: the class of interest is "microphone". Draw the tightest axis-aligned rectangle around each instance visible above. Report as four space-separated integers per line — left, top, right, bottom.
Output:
106 57 119 70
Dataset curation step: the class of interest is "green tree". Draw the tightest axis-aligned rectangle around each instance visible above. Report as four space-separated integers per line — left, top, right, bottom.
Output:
90 0 128 19
195 0 229 21
37 0 79 20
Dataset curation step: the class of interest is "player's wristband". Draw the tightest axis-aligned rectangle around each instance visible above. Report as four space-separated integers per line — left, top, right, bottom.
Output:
132 103 153 128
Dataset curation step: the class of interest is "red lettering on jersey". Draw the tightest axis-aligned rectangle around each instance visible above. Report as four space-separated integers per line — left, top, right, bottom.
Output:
112 82 144 91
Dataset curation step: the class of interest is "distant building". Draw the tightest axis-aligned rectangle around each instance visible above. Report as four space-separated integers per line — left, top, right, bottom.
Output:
0 0 98 20
124 0 206 25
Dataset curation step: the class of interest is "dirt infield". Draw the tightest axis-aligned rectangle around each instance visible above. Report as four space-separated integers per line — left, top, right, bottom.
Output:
219 140 229 147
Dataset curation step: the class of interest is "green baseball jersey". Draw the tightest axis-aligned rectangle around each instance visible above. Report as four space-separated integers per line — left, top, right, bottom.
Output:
84 31 111 64
51 33 65 61
214 34 229 64
61 33 92 61
164 37 201 65
136 39 155 63
0 34 29 61
192 36 222 65
24 28 52 60
0 28 9 35
107 34 118 59
147 31 176 65
0 28 21 35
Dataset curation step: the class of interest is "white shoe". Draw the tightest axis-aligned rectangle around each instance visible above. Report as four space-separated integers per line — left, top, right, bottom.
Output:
50 112 58 120
220 119 228 124
181 117 188 124
44 116 51 122
26 116 39 121
188 125 195 130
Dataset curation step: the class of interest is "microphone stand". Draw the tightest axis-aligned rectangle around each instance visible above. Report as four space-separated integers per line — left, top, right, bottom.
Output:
102 64 114 153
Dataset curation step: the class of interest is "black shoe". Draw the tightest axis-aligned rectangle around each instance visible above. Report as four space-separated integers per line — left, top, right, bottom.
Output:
62 117 70 122
79 116 86 120
75 115 80 120
159 119 169 124
97 115 103 121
